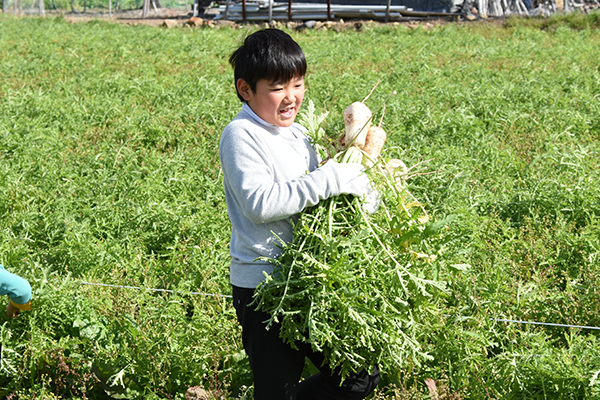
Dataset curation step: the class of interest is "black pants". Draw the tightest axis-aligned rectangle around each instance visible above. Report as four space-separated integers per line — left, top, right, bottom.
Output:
232 285 380 400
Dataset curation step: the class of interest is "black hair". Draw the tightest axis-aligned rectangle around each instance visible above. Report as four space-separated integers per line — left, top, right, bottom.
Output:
229 29 307 102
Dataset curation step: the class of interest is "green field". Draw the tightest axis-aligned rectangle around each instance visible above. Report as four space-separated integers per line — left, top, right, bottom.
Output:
1 13 600 399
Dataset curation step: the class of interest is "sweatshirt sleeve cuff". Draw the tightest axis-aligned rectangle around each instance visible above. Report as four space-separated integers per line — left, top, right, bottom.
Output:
10 299 31 311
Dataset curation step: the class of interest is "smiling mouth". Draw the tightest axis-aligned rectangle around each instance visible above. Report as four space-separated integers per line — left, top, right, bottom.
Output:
280 106 295 117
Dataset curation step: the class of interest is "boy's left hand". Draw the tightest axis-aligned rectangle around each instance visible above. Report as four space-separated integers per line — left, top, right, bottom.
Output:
363 186 381 215
6 302 20 319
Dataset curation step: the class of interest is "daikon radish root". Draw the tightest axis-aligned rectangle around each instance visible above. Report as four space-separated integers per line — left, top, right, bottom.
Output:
382 158 409 190
387 158 408 175
343 102 372 149
362 126 387 167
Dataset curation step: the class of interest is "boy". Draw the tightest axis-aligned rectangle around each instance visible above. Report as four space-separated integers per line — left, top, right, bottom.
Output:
1 264 32 319
219 28 380 400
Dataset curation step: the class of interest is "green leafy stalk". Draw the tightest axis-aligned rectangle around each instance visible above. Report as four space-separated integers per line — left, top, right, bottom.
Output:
254 101 455 380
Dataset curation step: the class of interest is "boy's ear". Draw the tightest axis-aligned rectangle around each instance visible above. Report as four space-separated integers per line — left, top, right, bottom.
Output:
236 79 253 102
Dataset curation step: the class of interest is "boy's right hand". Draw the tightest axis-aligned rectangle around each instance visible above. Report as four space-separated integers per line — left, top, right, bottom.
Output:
321 160 371 197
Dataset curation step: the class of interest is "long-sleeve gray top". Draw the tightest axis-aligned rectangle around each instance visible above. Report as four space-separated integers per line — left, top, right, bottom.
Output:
219 104 341 289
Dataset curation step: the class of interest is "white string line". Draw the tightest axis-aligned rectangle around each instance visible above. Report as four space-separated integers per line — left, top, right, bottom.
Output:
80 281 233 298
80 282 600 330
493 318 600 331
445 314 600 331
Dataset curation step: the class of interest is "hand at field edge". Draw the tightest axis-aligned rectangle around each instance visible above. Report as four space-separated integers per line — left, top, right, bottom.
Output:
6 302 21 319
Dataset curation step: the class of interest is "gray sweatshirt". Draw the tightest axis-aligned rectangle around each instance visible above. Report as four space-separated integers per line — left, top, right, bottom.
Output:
219 104 342 288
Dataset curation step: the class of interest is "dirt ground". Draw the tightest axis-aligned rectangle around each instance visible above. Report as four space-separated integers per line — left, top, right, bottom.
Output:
60 8 197 26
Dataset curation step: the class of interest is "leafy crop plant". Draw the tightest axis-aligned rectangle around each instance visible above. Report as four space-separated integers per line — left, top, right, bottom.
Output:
254 100 461 380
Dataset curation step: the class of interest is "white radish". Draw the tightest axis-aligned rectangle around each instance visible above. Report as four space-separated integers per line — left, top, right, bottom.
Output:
387 158 408 175
385 158 409 190
362 126 387 167
343 102 372 149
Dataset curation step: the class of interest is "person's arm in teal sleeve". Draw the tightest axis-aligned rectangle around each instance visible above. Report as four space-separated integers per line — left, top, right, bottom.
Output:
0 265 32 318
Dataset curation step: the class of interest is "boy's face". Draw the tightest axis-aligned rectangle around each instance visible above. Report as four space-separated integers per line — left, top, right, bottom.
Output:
237 76 305 128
